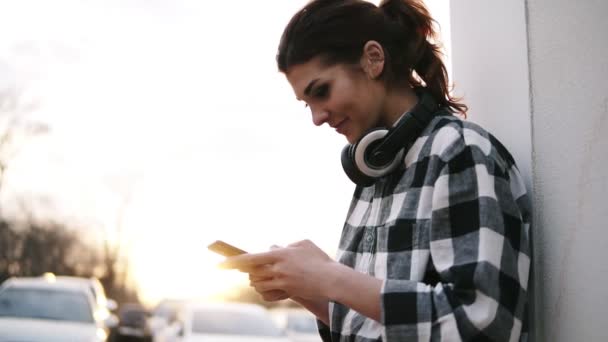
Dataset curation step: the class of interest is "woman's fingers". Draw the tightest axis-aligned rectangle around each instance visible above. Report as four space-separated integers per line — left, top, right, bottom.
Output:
246 264 275 279
250 277 284 293
261 290 289 302
218 250 280 270
249 273 273 282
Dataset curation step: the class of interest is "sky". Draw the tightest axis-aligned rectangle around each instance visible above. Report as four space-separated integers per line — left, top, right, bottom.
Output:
0 0 451 305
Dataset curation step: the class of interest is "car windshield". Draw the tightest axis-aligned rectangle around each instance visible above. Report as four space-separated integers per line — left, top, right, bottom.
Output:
0 287 94 323
287 314 318 333
192 308 283 336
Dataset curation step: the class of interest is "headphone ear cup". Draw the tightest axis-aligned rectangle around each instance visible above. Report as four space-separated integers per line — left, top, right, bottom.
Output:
341 144 375 187
341 128 405 187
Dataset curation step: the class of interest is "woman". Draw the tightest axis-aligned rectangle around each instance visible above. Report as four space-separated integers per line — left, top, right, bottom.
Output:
220 0 531 341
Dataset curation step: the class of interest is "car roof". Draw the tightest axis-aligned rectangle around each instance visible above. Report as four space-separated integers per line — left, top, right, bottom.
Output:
53 276 101 287
54 275 97 281
52 276 106 297
0 277 93 293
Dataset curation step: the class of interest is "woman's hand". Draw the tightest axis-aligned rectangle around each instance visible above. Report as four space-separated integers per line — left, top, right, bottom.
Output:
244 245 289 302
248 265 290 302
219 240 337 301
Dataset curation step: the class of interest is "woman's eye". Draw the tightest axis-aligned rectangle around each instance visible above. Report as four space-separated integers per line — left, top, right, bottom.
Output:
313 84 329 99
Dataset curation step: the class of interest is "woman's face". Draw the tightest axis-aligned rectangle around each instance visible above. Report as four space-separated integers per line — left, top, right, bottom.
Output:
285 56 387 144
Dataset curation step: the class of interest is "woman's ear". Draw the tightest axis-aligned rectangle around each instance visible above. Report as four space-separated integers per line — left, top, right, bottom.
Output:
360 40 385 79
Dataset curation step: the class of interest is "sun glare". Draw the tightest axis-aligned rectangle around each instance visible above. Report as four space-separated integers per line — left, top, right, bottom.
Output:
131 238 249 306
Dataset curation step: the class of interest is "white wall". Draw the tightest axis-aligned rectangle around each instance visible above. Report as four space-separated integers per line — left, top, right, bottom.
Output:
526 0 608 341
449 0 532 193
450 0 608 341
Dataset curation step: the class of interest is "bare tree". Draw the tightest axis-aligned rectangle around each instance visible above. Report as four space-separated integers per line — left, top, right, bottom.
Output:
0 212 101 284
0 218 19 281
0 82 48 199
0 62 141 303
100 179 140 304
0 66 56 284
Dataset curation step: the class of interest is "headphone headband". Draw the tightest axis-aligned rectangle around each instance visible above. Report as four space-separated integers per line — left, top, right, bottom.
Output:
367 90 438 166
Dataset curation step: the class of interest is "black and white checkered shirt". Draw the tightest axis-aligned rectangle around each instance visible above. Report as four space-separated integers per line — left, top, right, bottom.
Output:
318 113 531 341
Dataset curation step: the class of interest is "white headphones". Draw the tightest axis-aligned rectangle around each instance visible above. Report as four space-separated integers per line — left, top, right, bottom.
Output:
340 89 441 186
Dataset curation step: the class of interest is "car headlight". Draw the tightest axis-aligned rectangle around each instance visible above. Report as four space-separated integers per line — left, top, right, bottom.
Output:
95 327 108 341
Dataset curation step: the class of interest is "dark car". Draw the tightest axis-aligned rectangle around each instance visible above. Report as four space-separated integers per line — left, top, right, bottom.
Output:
113 303 152 342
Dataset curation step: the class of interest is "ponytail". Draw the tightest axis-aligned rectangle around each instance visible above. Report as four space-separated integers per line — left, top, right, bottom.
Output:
379 0 467 116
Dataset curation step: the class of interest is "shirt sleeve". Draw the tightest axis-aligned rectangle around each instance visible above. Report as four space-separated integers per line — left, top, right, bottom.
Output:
379 136 531 341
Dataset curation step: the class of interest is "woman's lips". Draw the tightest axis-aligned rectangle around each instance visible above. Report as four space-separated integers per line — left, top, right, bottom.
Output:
334 119 348 134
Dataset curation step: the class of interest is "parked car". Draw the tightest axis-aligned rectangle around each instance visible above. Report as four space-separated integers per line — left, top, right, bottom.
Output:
271 308 320 342
52 274 118 320
0 276 117 341
114 303 153 342
164 301 290 342
149 299 186 342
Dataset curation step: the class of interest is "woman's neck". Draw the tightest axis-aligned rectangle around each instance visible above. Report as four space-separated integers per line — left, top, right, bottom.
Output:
380 87 419 127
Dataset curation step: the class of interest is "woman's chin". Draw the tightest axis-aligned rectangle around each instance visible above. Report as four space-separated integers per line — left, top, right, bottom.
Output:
344 130 365 144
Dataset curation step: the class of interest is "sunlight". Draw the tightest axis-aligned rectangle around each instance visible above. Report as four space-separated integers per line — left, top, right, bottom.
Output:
131 236 249 306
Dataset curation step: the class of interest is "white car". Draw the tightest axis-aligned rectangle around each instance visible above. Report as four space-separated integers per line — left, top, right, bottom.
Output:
149 299 186 342
164 301 290 342
0 276 116 341
271 308 321 342
52 274 118 321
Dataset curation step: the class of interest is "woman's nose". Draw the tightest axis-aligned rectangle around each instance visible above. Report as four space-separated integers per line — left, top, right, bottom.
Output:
311 107 329 126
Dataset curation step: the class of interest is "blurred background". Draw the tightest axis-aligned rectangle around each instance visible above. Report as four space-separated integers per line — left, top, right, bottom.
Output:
0 0 450 341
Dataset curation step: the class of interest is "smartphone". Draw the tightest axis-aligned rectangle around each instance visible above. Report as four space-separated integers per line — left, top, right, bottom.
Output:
207 240 247 257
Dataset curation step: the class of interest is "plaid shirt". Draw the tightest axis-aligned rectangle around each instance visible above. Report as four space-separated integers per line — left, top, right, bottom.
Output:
318 113 531 342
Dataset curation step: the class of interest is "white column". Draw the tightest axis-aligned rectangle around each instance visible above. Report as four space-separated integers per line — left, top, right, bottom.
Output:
449 0 532 190
450 0 608 341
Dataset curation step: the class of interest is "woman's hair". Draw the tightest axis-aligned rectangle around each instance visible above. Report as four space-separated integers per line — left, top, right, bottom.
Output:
277 0 467 115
